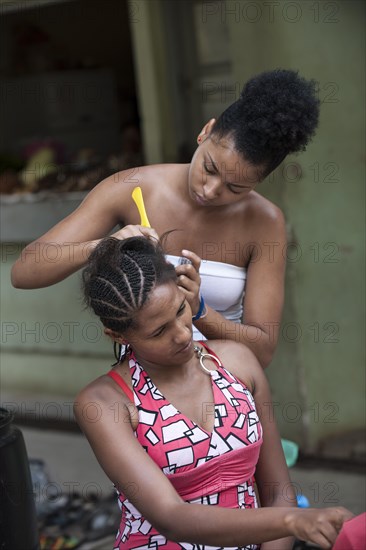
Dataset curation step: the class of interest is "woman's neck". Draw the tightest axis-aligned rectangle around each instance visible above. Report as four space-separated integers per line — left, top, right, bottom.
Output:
131 348 198 383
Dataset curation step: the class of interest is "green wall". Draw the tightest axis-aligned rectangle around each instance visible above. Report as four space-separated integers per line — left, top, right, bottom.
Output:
227 0 365 452
1 246 112 395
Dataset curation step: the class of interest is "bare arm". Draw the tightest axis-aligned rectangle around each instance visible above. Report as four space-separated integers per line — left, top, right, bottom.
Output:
205 340 294 549
11 169 158 289
74 375 351 548
246 345 296 550
199 341 353 549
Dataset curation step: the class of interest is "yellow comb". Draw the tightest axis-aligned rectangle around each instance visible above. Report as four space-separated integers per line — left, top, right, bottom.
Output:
132 186 151 227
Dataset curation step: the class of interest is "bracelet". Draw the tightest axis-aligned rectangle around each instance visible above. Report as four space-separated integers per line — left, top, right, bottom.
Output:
192 295 208 321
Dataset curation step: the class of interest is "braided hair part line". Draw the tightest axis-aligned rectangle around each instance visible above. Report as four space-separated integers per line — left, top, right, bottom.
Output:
82 236 177 361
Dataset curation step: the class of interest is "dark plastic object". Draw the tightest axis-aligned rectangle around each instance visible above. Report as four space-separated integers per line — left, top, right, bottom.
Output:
0 407 39 550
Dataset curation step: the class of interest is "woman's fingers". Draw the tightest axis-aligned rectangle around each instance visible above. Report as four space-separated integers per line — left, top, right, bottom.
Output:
176 267 200 286
310 533 333 549
175 250 202 315
289 507 353 549
139 226 159 241
181 249 201 272
316 522 340 548
176 256 200 284
111 225 159 241
175 250 201 282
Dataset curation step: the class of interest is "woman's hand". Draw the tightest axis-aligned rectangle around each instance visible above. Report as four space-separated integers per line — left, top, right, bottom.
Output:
175 250 202 316
111 224 159 241
286 506 353 549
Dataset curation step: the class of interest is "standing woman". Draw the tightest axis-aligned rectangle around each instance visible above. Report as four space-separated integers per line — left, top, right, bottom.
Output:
11 69 320 368
74 236 351 549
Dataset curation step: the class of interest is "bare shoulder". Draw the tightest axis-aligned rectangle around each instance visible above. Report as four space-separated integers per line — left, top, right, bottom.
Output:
98 163 186 192
247 191 285 226
73 374 132 428
86 164 162 198
84 163 187 211
238 193 286 250
74 376 113 415
203 339 263 392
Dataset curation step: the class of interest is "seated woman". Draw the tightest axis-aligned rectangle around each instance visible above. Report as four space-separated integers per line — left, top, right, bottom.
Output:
74 236 351 550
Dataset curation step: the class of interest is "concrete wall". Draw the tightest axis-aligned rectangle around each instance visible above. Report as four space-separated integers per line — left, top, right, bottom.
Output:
1 239 112 396
225 0 365 452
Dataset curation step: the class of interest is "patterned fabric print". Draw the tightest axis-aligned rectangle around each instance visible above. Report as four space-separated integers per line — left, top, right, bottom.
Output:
113 353 262 550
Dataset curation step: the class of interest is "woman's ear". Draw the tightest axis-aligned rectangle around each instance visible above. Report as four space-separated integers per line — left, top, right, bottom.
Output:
197 118 216 142
104 328 128 345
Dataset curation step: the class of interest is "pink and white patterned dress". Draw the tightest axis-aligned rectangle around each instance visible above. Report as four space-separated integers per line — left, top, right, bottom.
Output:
108 344 263 550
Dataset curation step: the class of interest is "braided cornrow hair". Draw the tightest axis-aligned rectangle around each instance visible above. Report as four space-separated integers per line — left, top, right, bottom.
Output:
82 236 177 362
211 69 320 177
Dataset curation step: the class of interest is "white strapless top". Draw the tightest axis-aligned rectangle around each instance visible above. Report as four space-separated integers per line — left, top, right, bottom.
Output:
166 255 247 340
